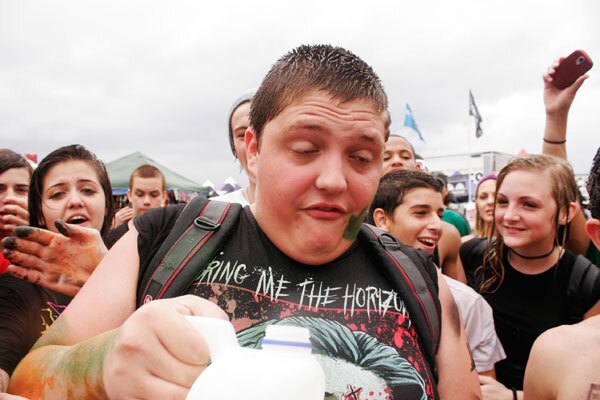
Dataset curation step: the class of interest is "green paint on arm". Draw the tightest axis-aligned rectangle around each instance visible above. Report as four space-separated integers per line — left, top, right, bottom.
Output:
343 208 367 241
9 328 117 399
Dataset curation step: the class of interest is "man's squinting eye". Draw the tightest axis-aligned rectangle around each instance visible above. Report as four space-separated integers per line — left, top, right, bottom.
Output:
290 141 318 155
351 147 377 163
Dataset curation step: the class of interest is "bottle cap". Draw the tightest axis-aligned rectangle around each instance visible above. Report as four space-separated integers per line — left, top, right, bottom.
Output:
262 325 313 350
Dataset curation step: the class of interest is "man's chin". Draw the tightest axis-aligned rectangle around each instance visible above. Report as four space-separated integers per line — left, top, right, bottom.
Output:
296 237 351 265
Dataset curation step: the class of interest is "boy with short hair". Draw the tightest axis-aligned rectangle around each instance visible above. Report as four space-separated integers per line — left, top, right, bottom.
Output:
371 169 505 376
381 136 465 281
113 164 167 226
8 45 480 399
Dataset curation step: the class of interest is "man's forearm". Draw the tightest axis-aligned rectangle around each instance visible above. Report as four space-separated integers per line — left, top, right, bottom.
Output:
8 330 116 399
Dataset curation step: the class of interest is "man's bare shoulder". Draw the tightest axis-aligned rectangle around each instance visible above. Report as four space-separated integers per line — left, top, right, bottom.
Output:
544 316 600 346
528 317 600 400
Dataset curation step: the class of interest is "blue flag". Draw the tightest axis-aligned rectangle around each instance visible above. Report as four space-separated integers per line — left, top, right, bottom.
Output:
404 103 425 142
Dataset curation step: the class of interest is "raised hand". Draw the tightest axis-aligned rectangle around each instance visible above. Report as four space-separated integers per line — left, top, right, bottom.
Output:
0 197 29 239
112 206 134 228
543 57 588 119
2 220 107 296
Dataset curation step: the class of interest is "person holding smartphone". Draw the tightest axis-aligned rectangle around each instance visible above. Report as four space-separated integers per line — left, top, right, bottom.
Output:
542 52 598 266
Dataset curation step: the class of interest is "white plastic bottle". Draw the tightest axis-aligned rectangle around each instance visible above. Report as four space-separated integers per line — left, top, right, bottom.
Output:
185 316 325 400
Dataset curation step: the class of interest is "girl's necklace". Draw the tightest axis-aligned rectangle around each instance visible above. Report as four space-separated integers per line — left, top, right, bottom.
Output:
511 246 556 260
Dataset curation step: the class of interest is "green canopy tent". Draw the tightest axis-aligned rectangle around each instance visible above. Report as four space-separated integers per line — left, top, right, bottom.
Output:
105 151 208 200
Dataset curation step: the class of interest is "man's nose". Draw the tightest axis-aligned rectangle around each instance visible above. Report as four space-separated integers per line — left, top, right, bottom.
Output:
315 155 347 194
391 154 403 166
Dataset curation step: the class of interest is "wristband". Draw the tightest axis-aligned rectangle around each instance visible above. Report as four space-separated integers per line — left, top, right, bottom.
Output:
543 138 566 144
512 388 518 400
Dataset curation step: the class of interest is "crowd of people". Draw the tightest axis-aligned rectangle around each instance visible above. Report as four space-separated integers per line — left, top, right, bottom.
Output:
0 44 598 399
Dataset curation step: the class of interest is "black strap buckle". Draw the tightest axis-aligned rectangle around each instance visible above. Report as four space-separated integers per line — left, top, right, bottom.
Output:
194 216 221 231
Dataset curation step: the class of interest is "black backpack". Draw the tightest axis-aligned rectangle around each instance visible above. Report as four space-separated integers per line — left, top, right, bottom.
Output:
471 238 600 322
137 197 442 380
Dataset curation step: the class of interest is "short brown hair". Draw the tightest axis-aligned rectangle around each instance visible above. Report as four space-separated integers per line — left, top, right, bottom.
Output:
250 44 390 144
0 149 33 176
129 164 166 191
371 169 443 218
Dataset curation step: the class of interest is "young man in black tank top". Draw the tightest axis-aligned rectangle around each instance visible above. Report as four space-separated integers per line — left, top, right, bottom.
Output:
8 45 481 399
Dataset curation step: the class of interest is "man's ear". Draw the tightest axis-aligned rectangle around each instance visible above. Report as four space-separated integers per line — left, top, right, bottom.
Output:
585 219 600 250
126 189 132 202
372 208 392 231
246 126 259 181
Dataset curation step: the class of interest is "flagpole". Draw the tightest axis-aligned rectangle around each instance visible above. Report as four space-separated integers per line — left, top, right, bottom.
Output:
467 89 482 205
467 109 472 204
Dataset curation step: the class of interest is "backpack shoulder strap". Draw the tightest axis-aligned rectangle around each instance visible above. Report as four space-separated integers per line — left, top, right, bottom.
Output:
566 254 600 322
137 198 242 307
359 224 441 380
473 237 493 259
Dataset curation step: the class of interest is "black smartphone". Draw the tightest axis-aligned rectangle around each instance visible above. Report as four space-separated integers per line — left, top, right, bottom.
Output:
551 50 593 90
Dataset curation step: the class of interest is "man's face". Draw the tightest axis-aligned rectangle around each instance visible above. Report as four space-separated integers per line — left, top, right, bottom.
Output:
231 101 251 173
382 136 416 176
247 91 386 265
127 176 166 217
375 187 444 254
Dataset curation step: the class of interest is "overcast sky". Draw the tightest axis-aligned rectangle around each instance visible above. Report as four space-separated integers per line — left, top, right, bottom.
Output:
2 0 599 188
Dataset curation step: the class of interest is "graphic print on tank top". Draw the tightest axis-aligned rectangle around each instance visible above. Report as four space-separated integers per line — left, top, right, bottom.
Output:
184 216 437 400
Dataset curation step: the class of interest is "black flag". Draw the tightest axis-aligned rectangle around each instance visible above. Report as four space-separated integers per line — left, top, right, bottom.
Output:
469 90 483 138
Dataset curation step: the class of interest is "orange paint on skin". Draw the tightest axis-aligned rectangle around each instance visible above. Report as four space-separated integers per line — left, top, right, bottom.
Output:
9 326 117 399
7 346 54 399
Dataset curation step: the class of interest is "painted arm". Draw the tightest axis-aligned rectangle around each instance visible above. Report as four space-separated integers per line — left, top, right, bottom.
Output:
435 269 482 399
8 229 228 399
7 230 140 397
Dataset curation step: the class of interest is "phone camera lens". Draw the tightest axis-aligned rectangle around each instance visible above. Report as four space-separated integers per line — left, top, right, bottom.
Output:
576 56 585 65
